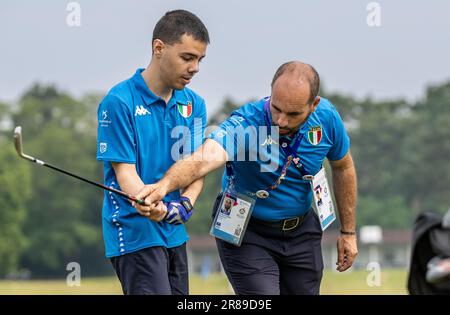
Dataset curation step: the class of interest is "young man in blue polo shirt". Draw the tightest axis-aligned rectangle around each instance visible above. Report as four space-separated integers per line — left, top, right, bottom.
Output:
96 10 209 295
135 61 358 295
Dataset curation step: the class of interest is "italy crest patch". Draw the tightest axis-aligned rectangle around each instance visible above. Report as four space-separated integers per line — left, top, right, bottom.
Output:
177 101 192 118
308 126 322 145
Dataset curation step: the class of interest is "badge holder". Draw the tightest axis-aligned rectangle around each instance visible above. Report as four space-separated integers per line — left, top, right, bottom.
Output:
309 167 336 231
210 184 256 247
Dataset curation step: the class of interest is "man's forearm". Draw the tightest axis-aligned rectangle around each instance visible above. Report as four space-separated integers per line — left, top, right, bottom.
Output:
112 162 145 196
332 165 357 232
181 177 205 205
159 139 227 194
159 157 206 194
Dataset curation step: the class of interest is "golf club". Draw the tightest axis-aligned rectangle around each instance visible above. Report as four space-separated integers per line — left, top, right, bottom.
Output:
14 126 145 206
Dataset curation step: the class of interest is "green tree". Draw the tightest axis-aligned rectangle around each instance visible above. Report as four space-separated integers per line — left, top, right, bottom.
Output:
0 132 31 276
12 84 108 277
331 96 417 228
402 82 450 215
4 79 449 277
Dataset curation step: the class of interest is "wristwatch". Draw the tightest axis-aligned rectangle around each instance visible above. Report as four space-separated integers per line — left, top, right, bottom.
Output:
340 229 356 235
180 198 194 213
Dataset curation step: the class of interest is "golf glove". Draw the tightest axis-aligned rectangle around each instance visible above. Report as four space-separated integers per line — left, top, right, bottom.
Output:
164 196 194 224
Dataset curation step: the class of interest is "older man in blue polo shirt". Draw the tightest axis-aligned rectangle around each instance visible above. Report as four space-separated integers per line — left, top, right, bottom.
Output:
135 61 358 295
96 10 209 295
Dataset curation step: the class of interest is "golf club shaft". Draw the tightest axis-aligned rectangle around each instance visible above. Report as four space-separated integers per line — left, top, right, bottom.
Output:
13 126 145 206
32 157 145 205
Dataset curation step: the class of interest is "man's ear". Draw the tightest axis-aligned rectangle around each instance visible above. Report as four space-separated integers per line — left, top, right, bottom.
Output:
312 96 321 111
152 39 165 57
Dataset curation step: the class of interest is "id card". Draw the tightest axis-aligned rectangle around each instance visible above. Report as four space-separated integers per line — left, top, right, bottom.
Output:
210 190 255 246
311 167 336 231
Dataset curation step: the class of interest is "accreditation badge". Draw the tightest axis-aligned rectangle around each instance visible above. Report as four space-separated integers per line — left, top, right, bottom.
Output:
310 167 336 231
210 186 256 246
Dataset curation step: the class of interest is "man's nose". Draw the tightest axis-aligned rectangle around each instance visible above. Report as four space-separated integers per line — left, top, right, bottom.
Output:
277 115 288 128
188 61 200 74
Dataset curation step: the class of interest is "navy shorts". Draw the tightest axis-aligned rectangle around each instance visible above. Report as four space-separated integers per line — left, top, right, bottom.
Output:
213 194 324 295
110 244 188 295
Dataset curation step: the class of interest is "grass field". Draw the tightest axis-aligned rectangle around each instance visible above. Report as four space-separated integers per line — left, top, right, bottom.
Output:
0 269 408 295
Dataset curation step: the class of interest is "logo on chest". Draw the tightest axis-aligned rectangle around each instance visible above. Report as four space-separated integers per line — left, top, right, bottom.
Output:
135 105 151 117
177 101 192 118
261 135 278 146
307 126 322 145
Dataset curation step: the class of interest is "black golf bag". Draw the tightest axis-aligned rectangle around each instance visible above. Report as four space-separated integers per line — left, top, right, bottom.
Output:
408 210 450 294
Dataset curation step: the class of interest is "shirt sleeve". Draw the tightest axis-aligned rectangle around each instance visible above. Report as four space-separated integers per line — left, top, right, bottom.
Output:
326 108 350 161
207 111 257 161
97 94 136 163
191 97 207 152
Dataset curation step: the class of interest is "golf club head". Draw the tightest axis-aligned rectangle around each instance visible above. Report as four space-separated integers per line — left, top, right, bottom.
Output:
14 126 35 161
14 126 23 155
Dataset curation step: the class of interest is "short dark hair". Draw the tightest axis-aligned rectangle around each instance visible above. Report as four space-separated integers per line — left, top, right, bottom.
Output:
271 61 320 104
152 10 210 45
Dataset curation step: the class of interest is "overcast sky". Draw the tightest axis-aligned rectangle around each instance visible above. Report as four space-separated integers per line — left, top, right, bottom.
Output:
1 0 449 114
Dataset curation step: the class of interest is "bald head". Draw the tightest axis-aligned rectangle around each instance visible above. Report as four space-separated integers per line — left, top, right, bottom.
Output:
271 61 320 104
268 61 321 136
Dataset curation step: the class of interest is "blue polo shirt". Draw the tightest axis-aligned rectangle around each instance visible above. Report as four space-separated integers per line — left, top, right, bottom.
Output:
97 68 206 258
208 97 349 221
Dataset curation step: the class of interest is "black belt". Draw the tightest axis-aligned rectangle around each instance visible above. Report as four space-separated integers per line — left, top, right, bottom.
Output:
249 212 309 231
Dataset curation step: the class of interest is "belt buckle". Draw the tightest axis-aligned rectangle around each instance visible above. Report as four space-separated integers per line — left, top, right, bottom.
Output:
282 217 300 231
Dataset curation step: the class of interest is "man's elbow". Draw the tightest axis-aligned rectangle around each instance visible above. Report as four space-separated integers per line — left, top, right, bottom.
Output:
197 160 217 178
191 140 227 177
331 152 355 172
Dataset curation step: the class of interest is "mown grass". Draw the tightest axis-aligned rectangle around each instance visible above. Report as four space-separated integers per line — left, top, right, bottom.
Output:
0 269 407 295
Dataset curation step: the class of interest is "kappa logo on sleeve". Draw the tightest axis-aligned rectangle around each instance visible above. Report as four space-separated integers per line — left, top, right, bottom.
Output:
229 116 246 126
215 130 227 138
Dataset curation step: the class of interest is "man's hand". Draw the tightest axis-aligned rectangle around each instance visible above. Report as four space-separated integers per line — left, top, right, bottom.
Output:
133 183 168 214
133 183 169 221
336 234 358 272
135 200 167 222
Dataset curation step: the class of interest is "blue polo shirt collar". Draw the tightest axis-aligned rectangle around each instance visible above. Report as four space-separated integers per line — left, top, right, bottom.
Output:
300 115 313 133
132 68 189 109
131 68 160 105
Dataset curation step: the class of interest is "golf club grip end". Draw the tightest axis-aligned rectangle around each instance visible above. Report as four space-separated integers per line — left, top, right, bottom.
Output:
136 198 146 206
127 194 145 206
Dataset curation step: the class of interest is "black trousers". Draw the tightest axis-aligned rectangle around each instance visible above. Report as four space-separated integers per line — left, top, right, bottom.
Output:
213 195 324 295
110 244 188 295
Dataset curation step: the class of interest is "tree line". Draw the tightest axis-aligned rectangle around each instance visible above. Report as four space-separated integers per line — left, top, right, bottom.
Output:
0 81 449 277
